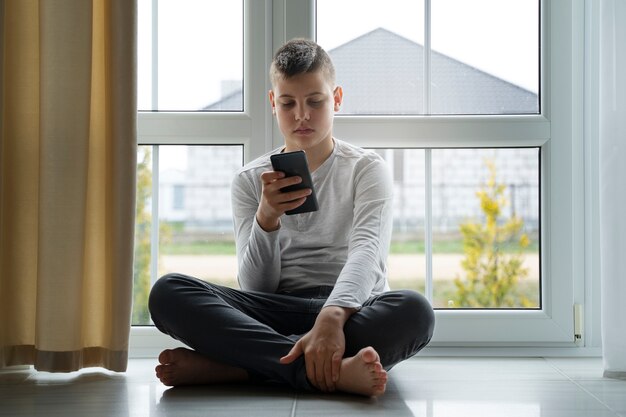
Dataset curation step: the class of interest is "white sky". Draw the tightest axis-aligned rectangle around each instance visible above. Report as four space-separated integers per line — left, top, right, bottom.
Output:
317 0 538 92
139 0 539 170
137 0 244 112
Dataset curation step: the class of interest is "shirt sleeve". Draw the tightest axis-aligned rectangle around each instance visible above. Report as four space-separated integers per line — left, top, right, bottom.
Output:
324 157 393 309
231 170 282 293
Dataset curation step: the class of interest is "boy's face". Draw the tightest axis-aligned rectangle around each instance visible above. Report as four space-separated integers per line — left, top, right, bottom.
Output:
269 71 342 153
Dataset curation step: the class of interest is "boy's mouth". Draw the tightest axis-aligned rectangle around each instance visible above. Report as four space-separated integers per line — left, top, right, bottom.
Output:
294 127 314 135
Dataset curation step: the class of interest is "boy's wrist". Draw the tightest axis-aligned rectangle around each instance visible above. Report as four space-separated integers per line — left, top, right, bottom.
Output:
318 305 356 326
256 212 280 232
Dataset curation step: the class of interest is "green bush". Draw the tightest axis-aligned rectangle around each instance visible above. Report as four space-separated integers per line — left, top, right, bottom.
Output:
452 160 533 308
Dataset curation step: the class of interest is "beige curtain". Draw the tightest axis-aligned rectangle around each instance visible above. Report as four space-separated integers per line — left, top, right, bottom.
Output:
0 0 137 372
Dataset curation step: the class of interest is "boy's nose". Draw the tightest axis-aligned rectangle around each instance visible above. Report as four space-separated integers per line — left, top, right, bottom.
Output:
295 106 310 121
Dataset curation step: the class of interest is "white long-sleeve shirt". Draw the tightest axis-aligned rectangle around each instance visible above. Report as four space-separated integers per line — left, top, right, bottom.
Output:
231 139 393 309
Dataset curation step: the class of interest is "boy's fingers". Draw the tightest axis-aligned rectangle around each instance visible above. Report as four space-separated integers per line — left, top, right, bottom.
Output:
324 359 335 391
279 341 303 364
280 190 311 204
261 170 285 180
331 353 341 382
273 176 304 193
305 359 318 389
315 360 327 391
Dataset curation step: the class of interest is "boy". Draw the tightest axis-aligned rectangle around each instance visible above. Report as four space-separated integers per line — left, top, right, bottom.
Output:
148 39 434 397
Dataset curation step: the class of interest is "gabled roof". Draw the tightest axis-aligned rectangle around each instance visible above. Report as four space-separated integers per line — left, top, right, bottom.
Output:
204 28 538 114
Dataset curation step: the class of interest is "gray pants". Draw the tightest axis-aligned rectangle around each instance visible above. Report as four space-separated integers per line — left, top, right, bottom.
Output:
148 273 435 391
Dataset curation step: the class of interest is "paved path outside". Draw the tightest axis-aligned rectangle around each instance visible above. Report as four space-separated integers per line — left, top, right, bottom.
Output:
161 254 540 284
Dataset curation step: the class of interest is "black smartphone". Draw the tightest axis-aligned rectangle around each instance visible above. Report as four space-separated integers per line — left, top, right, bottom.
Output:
270 150 319 215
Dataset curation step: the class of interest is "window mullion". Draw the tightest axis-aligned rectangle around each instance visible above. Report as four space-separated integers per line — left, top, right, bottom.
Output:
424 0 432 115
150 145 160 289
151 0 158 110
424 148 433 303
423 0 433 302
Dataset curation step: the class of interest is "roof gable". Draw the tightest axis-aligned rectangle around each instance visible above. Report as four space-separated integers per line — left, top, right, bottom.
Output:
204 27 538 114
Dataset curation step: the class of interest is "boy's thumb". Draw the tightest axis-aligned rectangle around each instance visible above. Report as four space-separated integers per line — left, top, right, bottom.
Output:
279 341 303 364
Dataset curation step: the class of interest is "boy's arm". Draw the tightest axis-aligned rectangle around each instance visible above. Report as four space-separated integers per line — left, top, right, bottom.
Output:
324 157 394 309
232 171 282 292
232 169 313 292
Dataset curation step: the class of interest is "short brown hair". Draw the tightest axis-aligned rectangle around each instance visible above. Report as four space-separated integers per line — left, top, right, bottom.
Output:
269 39 335 87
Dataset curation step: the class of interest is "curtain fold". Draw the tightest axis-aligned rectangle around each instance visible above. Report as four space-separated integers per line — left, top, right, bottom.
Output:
599 0 626 379
0 0 137 372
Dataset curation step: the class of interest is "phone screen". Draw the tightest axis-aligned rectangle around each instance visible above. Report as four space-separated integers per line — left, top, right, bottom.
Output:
270 150 319 215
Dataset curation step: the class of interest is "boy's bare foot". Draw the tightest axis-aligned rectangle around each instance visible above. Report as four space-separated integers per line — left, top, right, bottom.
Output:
335 346 388 397
155 347 249 387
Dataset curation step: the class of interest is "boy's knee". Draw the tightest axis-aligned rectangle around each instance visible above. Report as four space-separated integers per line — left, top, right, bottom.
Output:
396 290 435 343
148 273 188 319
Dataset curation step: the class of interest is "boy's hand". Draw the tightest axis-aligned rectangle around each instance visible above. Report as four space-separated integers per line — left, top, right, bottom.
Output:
256 170 312 231
280 306 355 392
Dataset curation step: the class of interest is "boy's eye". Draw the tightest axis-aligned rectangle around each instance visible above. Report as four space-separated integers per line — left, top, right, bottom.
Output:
277 98 324 108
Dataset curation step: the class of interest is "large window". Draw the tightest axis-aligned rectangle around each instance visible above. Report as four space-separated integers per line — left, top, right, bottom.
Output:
134 0 583 349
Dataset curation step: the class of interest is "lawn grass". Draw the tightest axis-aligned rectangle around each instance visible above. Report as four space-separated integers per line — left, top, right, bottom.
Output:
160 241 237 255
388 277 540 309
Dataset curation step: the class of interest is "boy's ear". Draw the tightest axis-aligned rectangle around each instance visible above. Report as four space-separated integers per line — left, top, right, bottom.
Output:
333 86 343 112
268 90 276 114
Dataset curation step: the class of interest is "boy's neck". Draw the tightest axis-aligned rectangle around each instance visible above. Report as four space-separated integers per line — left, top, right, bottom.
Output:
285 137 334 172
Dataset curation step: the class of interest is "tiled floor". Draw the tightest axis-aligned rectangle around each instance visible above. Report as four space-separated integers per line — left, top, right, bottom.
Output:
1 357 625 416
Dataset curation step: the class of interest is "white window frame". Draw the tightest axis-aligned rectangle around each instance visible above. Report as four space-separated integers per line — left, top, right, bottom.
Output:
130 0 593 356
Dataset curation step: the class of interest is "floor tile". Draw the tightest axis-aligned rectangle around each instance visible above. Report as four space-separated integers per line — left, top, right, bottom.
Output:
396 379 612 412
1 357 621 417
127 359 296 416
393 357 567 382
390 358 618 417
544 357 606 380
153 385 295 417
294 380 413 416
1 377 134 417
576 379 626 415
0 367 34 385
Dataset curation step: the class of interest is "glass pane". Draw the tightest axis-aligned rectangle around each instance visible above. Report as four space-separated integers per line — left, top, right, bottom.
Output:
318 0 539 115
132 145 244 325
317 0 425 115
133 146 153 325
431 148 540 308
373 149 427 294
137 0 243 111
158 145 243 285
431 0 539 114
